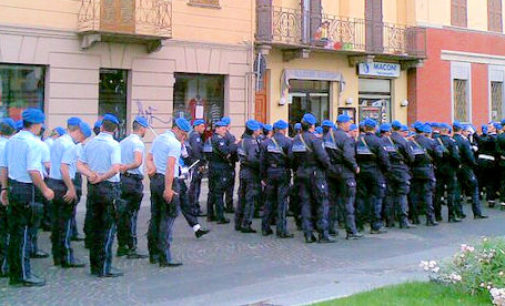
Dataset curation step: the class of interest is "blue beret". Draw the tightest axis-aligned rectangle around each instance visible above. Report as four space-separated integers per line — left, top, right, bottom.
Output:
412 121 424 131
263 124 273 132
79 121 92 138
349 124 358 131
294 123 302 131
482 124 488 134
273 120 288 130
1 118 16 130
501 119 505 126
422 123 432 134
453 121 464 130
193 119 205 127
221 117 231 126
400 125 409 132
246 119 260 131
174 117 191 133
15 120 23 131
391 120 402 129
215 121 227 127
380 123 392 133
94 120 102 129
315 126 323 135
54 127 66 136
134 116 149 128
302 113 317 125
337 114 351 123
407 131 416 137
67 117 82 126
322 120 333 127
22 108 45 124
103 114 119 125
494 122 503 130
440 123 451 130
363 118 376 128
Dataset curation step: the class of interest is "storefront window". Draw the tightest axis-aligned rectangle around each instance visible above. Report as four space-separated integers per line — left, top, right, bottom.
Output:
288 80 330 130
0 64 45 120
358 78 391 123
173 73 225 125
99 69 128 140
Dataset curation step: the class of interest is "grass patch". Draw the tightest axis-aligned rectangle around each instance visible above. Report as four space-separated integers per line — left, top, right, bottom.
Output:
316 282 491 306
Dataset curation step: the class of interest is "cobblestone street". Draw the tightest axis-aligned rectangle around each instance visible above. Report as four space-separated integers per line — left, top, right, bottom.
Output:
1 185 505 305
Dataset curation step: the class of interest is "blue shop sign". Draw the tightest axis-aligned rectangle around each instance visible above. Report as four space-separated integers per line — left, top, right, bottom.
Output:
358 62 401 78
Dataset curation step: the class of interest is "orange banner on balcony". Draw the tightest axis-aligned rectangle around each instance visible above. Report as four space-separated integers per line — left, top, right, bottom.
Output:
100 0 135 33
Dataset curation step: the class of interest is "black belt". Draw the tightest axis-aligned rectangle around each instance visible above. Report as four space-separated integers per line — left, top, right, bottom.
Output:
92 181 120 188
8 179 33 186
121 173 144 181
47 178 65 185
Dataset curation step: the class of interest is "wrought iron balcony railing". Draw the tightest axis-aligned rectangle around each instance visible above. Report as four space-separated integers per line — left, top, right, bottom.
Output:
78 0 172 39
256 5 427 59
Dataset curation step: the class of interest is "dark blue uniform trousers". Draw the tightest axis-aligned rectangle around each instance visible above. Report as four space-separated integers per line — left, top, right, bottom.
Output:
235 170 260 229
329 177 358 234
298 168 329 237
87 182 119 276
118 174 144 251
7 181 35 282
356 168 386 231
455 166 483 217
148 174 180 265
179 178 199 228
261 169 290 234
188 169 203 213
0 205 8 276
47 179 77 266
410 178 436 222
209 165 231 221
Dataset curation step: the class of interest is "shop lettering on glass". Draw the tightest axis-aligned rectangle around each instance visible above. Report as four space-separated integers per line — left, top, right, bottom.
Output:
136 100 171 125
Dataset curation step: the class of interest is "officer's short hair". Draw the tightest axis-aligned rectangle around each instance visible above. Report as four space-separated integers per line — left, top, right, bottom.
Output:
22 120 33 129
101 120 118 133
132 121 143 132
245 127 254 135
68 125 80 132
322 126 331 134
0 123 15 136
301 122 311 132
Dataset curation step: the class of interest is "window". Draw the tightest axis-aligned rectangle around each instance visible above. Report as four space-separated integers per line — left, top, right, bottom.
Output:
99 69 128 140
358 78 392 124
173 73 225 125
491 81 504 121
0 64 45 120
451 0 467 27
488 0 503 32
453 79 469 122
288 80 330 129
188 0 220 8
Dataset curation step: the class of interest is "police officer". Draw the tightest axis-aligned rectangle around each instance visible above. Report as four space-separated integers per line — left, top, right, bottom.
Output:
324 114 363 239
476 122 498 207
78 114 122 277
67 117 85 242
355 118 390 234
235 120 262 233
209 121 238 224
410 123 441 226
188 119 206 216
0 118 17 278
453 123 488 219
497 120 505 207
146 118 190 267
260 120 293 238
179 143 210 239
433 123 460 222
116 116 149 259
0 108 54 286
383 121 415 228
47 118 91 268
291 113 335 243
222 117 237 214
289 122 303 229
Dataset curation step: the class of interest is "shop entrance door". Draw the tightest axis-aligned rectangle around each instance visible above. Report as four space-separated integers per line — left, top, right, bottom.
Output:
288 92 329 129
358 78 391 124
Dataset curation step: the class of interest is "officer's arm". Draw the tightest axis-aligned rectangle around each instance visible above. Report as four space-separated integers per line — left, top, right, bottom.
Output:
0 167 8 205
343 137 359 173
97 144 121 182
375 140 391 172
123 152 143 172
164 156 176 193
451 142 461 162
246 141 261 170
313 138 333 170
145 152 156 177
259 142 267 178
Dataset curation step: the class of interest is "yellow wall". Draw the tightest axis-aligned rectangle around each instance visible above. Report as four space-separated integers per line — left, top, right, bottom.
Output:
467 0 488 31
264 49 408 124
0 0 254 45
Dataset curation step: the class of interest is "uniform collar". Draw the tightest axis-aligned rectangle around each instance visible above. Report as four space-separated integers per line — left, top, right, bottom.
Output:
98 132 114 139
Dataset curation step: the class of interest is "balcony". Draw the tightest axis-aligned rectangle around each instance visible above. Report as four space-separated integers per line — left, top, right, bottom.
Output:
256 5 426 61
78 0 172 53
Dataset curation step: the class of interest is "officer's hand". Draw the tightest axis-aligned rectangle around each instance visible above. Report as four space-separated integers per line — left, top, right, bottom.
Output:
119 165 127 174
0 190 8 206
147 166 156 177
63 188 77 204
163 188 175 204
356 167 360 174
261 180 266 187
88 172 98 184
43 187 55 201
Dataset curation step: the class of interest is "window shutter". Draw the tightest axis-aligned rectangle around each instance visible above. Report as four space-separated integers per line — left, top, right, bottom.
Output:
452 0 467 27
488 0 503 32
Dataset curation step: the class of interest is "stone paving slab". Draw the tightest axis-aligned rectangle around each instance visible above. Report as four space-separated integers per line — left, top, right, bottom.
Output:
2 191 504 305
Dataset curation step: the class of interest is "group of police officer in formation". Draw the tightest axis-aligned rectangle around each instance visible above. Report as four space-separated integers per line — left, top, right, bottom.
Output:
0 107 503 287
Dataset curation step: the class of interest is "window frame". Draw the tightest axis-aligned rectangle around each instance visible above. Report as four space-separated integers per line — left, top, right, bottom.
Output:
488 0 503 32
489 65 505 122
451 61 472 123
187 0 220 9
451 0 468 28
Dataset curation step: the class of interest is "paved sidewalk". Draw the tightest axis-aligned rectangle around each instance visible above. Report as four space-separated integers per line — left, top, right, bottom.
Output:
2 191 504 305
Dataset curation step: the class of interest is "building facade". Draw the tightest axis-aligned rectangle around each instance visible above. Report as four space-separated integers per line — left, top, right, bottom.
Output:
0 0 255 140
254 0 426 131
408 0 505 126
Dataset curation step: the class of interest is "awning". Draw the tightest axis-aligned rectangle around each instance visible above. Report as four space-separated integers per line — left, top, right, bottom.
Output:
281 69 346 98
